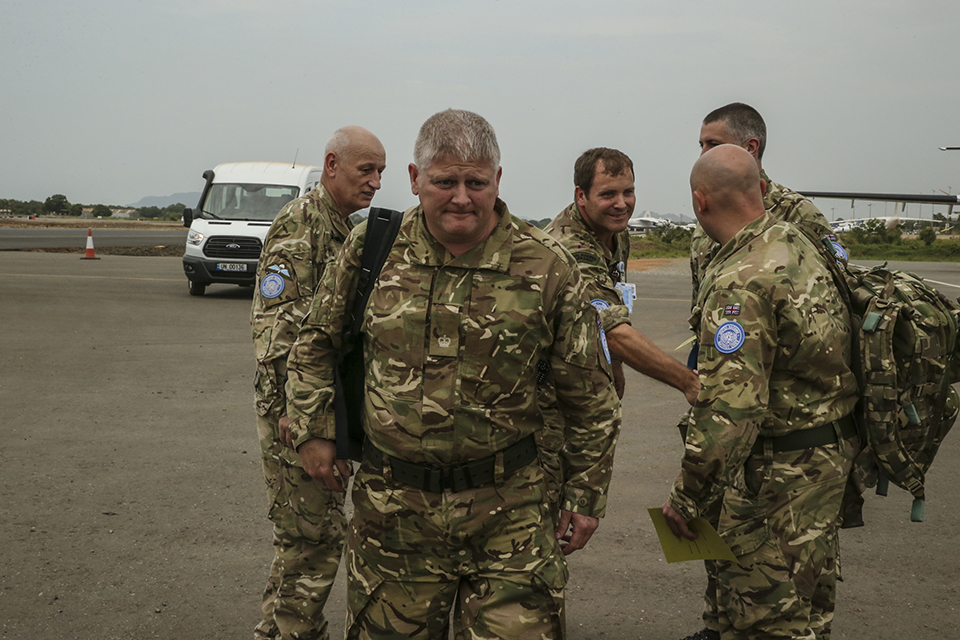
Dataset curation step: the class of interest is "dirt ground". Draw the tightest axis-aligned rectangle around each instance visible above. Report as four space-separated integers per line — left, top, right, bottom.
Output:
1 252 958 639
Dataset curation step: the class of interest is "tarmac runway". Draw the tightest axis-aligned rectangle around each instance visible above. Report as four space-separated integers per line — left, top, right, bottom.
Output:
1 251 958 639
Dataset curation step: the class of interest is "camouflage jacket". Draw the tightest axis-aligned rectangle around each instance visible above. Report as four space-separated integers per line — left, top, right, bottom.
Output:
544 202 633 333
670 210 858 518
689 171 832 300
251 184 352 370
286 199 621 517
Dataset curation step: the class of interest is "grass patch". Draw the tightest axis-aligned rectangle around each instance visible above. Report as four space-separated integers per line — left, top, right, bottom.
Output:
629 226 960 262
629 228 693 259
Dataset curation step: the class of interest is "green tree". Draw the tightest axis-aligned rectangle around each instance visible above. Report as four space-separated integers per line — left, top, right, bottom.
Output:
919 225 937 246
68 203 83 217
44 194 70 215
162 203 186 219
138 205 162 219
91 204 113 218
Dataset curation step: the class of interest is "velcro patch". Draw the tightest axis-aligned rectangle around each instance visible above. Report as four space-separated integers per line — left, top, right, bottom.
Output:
714 321 745 354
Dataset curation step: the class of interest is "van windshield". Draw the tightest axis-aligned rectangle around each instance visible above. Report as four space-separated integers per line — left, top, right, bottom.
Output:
201 184 299 221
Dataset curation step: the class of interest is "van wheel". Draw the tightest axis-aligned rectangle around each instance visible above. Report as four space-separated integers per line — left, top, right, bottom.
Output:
188 280 206 296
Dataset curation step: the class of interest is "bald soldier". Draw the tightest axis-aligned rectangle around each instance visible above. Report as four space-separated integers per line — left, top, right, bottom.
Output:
663 145 858 640
680 103 838 640
251 126 385 640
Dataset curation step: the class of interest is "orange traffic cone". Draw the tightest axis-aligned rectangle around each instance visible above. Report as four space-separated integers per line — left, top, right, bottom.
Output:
81 228 100 260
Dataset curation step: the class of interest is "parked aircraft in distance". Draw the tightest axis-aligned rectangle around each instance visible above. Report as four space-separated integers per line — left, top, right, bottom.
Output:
799 146 960 217
627 214 673 232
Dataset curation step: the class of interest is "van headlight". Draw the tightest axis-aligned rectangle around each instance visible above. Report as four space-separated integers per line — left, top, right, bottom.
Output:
187 229 204 245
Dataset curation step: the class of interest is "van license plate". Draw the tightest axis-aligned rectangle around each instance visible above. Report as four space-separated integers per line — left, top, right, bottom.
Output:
217 263 247 272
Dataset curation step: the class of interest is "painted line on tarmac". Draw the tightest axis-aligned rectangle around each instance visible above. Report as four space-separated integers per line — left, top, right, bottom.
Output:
923 278 960 290
0 272 181 282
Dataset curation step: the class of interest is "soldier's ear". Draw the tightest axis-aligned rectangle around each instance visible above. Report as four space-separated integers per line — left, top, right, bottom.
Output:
575 186 587 209
408 163 421 196
693 189 708 216
324 151 338 178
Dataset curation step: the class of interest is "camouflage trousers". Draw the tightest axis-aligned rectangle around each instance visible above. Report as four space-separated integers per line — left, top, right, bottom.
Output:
344 457 568 639
711 432 856 640
254 411 349 640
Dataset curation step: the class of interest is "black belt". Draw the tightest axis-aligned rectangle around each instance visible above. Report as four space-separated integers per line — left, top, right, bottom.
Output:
751 415 857 455
363 435 538 493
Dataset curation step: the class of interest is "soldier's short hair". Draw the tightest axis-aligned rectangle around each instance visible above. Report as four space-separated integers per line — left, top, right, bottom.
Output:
574 148 634 196
413 109 500 171
703 103 767 162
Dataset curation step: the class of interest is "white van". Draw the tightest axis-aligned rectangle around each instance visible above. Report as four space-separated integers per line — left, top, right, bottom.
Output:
181 162 322 296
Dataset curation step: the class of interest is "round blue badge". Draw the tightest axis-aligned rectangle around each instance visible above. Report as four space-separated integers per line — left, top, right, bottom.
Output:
714 320 745 354
590 299 612 364
260 273 285 299
590 299 610 313
831 241 848 262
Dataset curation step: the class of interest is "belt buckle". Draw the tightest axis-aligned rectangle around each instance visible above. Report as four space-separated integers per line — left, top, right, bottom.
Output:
448 464 471 492
423 465 443 493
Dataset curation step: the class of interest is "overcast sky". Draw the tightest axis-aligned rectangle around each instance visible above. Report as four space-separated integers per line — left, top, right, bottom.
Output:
2 0 958 221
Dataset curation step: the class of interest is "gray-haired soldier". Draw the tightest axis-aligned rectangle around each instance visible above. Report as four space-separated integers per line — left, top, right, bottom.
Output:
284 109 621 639
251 126 385 640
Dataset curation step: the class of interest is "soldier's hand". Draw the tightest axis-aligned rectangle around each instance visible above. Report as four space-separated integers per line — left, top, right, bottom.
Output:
297 438 352 492
661 501 698 540
555 509 599 555
278 415 293 448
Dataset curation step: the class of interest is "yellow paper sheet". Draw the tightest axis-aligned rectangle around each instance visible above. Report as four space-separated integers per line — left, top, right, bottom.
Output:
647 507 738 564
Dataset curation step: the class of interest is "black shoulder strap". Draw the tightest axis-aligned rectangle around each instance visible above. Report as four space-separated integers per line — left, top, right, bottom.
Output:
334 207 403 461
346 207 403 339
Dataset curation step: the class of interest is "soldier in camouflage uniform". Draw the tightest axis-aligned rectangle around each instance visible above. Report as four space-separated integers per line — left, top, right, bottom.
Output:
251 125 386 640
680 103 838 640
539 148 699 512
285 109 621 639
663 145 859 640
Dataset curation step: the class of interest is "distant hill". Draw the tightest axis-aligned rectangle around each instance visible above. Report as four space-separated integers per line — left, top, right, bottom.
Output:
128 192 201 208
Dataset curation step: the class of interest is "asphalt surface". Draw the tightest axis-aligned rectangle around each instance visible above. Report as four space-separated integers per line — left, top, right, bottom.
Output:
0 227 187 251
0 252 958 639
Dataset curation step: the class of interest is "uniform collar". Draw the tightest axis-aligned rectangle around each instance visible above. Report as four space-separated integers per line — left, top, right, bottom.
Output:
312 184 353 238
564 202 624 260
712 208 779 266
404 198 515 272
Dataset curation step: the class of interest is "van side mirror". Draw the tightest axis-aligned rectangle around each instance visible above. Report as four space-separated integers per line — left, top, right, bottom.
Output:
183 208 193 228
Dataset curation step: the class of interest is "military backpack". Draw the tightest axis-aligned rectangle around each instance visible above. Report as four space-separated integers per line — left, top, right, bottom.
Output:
814 235 960 524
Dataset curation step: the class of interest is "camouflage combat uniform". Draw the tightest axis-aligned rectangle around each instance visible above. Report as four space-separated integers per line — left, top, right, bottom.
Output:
251 185 353 640
686 173 835 635
286 199 621 639
672 210 859 640
540 202 632 512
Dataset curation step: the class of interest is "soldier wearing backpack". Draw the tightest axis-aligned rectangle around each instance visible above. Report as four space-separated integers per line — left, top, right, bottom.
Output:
662 145 860 640
679 102 840 640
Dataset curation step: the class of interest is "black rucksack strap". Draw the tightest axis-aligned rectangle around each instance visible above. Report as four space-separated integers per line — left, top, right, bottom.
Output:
334 207 403 460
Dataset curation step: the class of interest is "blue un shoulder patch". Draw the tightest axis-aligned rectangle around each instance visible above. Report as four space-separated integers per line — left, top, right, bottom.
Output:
260 273 285 299
714 320 745 354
